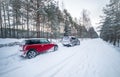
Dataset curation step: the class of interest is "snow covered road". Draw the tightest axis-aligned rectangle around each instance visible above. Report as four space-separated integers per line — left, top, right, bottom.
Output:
0 38 120 77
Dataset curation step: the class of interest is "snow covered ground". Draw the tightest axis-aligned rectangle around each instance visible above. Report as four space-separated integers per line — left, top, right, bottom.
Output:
0 38 120 77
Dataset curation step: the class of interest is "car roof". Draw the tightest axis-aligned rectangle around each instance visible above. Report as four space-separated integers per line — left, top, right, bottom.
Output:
25 38 47 41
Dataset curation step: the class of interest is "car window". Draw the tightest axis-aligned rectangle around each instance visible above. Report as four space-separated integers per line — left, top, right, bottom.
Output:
62 36 69 41
40 39 49 44
71 37 76 40
33 40 40 44
25 40 40 44
25 40 31 44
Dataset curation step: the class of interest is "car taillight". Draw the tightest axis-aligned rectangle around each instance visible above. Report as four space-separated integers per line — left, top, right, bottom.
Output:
23 45 27 51
19 45 25 51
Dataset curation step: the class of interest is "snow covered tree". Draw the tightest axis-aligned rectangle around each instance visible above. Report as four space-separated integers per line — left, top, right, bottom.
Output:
80 9 98 38
88 27 98 38
11 0 21 38
63 9 72 36
81 9 91 31
100 0 120 46
45 1 61 38
0 0 98 39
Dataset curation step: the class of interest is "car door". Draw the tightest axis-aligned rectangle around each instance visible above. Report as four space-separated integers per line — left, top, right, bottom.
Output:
24 40 43 53
40 39 54 52
31 40 43 52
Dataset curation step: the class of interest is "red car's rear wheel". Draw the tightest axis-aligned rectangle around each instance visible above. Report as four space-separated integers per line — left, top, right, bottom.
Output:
27 50 37 59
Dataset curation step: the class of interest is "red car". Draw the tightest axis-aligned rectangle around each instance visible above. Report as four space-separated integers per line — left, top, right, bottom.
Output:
19 38 58 59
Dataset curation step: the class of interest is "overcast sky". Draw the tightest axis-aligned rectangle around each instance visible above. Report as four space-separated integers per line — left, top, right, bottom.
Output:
55 0 109 28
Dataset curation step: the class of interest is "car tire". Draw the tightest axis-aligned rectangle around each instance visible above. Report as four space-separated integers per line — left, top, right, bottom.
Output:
54 45 58 51
27 50 37 59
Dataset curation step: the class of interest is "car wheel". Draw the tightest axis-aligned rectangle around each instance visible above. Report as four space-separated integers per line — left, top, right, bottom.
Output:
27 50 37 59
54 45 58 51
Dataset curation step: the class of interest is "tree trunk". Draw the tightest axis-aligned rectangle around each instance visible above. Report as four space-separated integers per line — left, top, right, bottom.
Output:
113 38 116 46
0 2 3 38
13 16 16 38
15 10 18 38
7 3 11 38
26 0 29 38
36 0 40 38
3 3 7 38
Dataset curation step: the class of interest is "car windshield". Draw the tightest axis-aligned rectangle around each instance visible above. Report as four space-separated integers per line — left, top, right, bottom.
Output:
25 40 40 44
62 36 70 41
71 37 76 40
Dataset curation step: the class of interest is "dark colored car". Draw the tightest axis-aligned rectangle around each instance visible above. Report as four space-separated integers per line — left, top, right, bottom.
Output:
19 38 58 59
61 36 80 47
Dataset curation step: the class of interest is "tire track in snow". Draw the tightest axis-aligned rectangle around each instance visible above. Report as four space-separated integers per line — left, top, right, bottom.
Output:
42 44 89 77
60 42 98 77
0 66 21 75
35 46 83 77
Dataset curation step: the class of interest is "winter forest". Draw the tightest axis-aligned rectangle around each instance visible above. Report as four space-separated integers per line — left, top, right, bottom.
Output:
0 0 98 39
0 0 120 46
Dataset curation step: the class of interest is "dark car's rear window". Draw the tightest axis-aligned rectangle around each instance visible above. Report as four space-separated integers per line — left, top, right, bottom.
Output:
40 39 50 44
25 39 50 45
71 37 76 40
25 40 40 44
62 36 70 41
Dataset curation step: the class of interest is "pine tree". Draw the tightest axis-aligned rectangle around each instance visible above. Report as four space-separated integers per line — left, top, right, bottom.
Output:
100 0 120 46
88 27 98 38
63 9 72 36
